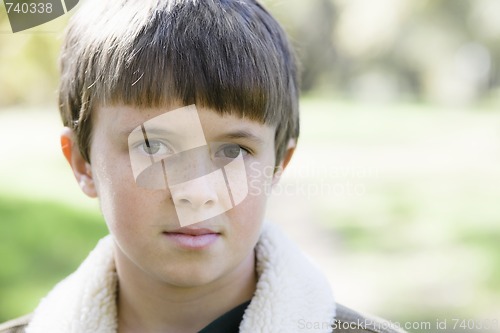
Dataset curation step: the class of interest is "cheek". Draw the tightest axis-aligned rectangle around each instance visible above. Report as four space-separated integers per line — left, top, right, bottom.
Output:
229 163 272 233
225 205 263 253
92 153 163 229
245 160 275 199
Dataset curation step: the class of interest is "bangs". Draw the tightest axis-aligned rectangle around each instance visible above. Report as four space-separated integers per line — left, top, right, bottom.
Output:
59 0 299 163
79 0 295 125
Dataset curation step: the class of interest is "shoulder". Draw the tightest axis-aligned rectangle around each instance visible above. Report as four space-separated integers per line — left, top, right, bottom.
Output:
334 303 408 333
0 314 31 333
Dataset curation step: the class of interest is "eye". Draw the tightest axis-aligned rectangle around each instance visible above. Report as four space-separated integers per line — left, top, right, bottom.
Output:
137 140 172 156
214 144 248 159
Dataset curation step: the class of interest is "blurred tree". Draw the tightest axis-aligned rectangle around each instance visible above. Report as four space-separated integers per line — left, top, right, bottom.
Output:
0 5 64 108
1 0 500 107
331 0 500 106
263 0 337 93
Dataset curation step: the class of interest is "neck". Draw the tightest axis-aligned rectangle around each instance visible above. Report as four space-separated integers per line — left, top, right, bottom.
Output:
115 248 256 333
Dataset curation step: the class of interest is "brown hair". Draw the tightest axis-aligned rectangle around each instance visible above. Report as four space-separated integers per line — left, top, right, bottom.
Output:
59 0 299 164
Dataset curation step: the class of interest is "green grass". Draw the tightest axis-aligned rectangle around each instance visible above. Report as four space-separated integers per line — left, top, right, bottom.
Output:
0 195 108 322
290 99 500 328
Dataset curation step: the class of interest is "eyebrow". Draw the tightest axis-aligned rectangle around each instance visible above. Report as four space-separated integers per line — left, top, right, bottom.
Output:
216 129 265 144
124 126 264 145
124 126 173 138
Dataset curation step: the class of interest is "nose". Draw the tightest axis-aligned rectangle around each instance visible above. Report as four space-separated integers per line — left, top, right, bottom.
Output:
171 175 219 209
169 168 234 226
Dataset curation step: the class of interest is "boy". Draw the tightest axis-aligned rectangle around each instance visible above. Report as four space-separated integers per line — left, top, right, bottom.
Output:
0 0 407 332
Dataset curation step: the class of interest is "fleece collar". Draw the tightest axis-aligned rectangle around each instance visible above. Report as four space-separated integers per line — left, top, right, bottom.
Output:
26 223 335 333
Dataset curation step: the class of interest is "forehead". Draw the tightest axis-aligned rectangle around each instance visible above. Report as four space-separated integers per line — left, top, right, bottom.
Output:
93 103 276 141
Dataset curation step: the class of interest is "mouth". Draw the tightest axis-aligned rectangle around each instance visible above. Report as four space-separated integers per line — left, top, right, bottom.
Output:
166 227 219 236
163 227 221 249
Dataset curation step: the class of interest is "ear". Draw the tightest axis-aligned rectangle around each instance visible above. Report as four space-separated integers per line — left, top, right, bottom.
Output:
61 127 97 198
272 139 296 185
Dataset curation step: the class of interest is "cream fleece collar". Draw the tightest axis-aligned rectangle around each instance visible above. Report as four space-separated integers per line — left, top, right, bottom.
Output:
26 223 335 333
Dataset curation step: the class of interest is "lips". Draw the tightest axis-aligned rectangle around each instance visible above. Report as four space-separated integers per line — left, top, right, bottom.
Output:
163 227 220 249
166 227 219 236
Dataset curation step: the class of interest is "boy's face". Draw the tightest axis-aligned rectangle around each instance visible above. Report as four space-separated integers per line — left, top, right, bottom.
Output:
127 105 252 227
78 103 281 286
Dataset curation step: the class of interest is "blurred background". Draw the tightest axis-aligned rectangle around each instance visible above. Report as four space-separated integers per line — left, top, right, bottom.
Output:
1 0 499 332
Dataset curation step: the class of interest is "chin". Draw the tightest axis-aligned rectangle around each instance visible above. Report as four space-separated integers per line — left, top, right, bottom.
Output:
163 269 224 288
